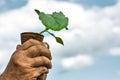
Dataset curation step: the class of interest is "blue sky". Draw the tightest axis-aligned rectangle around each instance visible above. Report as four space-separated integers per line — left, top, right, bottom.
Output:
0 0 120 80
57 0 117 7
0 0 28 13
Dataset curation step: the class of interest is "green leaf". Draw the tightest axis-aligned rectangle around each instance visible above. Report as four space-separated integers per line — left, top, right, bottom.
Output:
47 31 64 45
38 11 68 31
55 36 64 45
35 9 40 15
35 9 68 45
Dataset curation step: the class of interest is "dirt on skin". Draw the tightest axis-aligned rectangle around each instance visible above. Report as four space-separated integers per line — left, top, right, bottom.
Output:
21 32 46 80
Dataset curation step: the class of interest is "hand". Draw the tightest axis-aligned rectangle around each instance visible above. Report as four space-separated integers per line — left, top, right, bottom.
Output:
0 39 52 80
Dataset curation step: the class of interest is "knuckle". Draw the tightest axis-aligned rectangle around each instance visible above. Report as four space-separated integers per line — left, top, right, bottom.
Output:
28 39 42 44
32 45 42 52
12 51 27 66
27 45 40 53
12 52 21 65
41 67 48 72
39 67 48 73
46 50 52 60
28 39 35 44
41 56 48 62
12 51 22 60
48 52 52 60
35 45 41 50
41 57 52 68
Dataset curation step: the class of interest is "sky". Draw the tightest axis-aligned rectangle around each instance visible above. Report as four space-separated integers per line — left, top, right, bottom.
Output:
0 0 120 80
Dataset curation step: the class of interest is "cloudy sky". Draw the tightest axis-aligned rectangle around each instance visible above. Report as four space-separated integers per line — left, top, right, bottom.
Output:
0 0 120 80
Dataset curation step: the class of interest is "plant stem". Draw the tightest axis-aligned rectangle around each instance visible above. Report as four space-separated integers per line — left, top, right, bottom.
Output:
39 28 49 34
47 31 55 37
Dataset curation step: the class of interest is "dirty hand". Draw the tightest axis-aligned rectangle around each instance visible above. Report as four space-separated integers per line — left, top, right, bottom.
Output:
0 39 52 80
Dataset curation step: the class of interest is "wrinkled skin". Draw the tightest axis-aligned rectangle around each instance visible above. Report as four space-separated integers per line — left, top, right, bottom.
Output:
0 39 52 80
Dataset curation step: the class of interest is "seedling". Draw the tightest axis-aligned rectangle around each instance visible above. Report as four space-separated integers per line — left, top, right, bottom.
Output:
35 9 69 45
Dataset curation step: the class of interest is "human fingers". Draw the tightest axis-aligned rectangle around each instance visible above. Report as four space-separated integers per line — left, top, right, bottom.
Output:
37 73 47 80
43 42 49 49
20 39 44 50
25 45 52 60
16 44 22 50
30 56 52 69
29 67 48 78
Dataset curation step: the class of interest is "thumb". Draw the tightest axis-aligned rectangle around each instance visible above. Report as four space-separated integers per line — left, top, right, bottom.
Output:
16 44 22 50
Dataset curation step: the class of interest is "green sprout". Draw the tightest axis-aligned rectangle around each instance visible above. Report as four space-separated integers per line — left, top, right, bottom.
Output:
35 9 69 45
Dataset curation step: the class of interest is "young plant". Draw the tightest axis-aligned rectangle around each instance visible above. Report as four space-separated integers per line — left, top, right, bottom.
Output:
35 9 69 45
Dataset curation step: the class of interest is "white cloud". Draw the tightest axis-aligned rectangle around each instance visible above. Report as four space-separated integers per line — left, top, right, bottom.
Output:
0 0 120 72
109 47 120 56
112 27 120 34
61 54 95 70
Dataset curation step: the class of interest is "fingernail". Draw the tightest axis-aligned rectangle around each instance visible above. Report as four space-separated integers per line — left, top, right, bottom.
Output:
43 42 49 49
